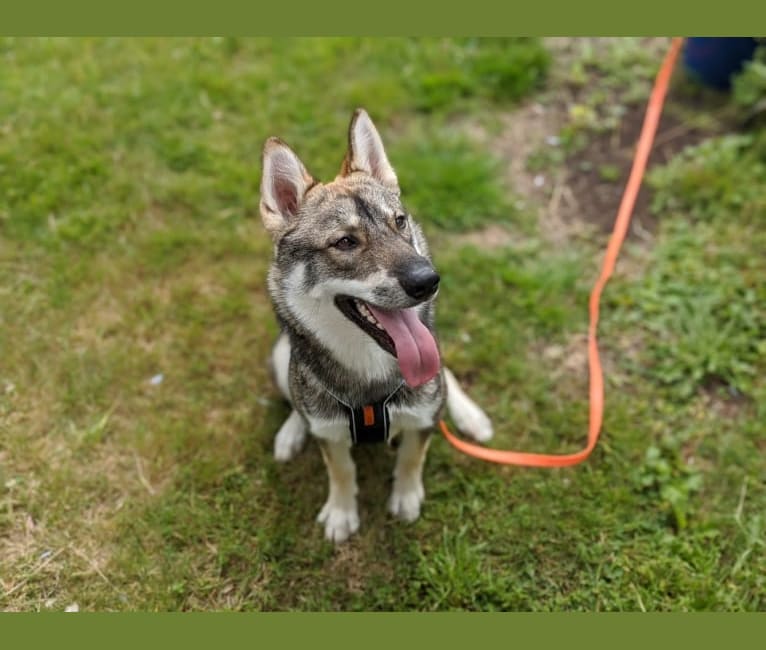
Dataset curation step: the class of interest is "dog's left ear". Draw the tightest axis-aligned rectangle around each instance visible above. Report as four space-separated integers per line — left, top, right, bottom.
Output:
340 108 399 190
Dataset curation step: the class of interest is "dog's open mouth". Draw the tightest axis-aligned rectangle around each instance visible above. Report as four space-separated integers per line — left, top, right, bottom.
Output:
335 296 440 388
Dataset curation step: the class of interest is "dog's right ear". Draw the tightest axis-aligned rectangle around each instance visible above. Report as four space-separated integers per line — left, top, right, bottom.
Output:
260 137 315 236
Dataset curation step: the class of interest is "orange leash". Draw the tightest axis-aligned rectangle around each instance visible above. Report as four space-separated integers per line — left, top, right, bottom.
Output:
439 37 684 467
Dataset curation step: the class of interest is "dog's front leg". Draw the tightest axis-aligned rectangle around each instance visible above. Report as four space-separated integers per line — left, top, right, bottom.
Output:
317 439 359 543
389 431 431 523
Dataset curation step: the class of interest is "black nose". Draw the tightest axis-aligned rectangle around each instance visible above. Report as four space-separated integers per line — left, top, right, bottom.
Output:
399 259 440 300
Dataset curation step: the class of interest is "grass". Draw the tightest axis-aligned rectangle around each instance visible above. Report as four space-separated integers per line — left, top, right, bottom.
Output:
1 37 765 611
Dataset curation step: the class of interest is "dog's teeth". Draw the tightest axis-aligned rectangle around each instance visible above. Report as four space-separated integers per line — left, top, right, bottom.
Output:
352 299 384 330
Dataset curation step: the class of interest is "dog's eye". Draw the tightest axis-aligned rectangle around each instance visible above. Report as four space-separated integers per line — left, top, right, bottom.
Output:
395 215 407 230
334 236 358 251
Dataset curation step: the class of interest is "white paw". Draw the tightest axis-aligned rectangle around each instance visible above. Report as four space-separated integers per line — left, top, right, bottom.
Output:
388 481 425 523
454 401 494 443
273 411 306 462
317 501 359 543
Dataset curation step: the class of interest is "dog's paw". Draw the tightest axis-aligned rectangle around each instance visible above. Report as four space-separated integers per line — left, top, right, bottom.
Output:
273 411 307 462
454 401 494 443
317 501 359 543
388 481 425 523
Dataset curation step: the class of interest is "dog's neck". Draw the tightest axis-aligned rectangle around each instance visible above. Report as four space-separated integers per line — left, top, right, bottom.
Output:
283 312 404 403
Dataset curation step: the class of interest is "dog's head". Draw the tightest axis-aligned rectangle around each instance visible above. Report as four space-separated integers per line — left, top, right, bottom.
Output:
259 109 440 387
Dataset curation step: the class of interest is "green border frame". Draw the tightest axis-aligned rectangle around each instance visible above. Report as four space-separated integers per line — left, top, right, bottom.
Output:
2 0 765 643
2 613 766 647
2 0 765 35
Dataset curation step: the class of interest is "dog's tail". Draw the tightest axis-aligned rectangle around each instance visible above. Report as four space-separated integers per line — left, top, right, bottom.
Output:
443 368 493 443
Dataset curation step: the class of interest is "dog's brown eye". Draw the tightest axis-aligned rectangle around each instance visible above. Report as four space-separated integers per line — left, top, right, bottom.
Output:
395 215 407 230
334 236 358 251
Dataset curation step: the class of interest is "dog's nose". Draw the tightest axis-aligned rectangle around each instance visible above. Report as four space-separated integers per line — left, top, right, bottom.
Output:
399 260 440 300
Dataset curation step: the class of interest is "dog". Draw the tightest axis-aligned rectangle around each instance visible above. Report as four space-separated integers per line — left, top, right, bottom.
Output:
259 108 493 543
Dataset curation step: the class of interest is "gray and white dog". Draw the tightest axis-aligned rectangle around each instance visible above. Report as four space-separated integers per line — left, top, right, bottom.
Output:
260 108 493 543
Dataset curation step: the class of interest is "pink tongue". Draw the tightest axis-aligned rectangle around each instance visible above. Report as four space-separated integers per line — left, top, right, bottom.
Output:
367 305 441 387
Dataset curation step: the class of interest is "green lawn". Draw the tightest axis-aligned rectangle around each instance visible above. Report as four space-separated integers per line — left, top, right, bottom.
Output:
0 37 764 611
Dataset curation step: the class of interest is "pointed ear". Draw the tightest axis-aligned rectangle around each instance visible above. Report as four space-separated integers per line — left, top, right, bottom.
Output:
259 137 316 236
340 108 398 189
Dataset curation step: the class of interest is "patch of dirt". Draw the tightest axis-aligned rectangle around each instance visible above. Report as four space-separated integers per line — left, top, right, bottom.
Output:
541 334 588 376
72 291 124 349
451 223 517 250
539 330 639 399
562 92 726 237
490 102 565 205
537 334 591 402
700 378 753 421
466 38 734 250
327 543 366 595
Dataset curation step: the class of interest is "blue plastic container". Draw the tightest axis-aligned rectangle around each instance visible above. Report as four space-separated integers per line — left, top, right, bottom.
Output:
683 37 758 89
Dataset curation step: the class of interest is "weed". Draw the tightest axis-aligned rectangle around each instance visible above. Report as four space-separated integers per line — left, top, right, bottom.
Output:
732 46 766 117
635 444 704 531
649 133 766 222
